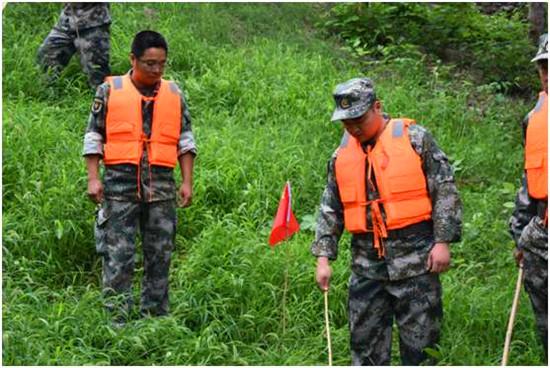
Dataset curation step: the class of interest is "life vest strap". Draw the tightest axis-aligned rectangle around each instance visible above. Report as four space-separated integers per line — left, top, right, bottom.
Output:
366 146 386 258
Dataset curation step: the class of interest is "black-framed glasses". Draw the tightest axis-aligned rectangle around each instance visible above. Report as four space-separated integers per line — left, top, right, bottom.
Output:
138 58 166 69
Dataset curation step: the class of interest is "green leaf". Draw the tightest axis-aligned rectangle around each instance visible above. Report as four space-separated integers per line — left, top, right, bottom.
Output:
424 347 443 360
54 220 64 240
300 214 317 232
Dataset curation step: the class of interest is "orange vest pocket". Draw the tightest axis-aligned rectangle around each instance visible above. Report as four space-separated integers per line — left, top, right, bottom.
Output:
343 205 368 233
388 174 427 193
339 185 358 203
104 141 140 165
149 142 177 168
158 121 180 141
339 186 367 233
107 121 135 136
526 152 547 199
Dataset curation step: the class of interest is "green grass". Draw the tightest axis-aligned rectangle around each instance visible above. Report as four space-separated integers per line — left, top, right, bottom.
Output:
2 3 545 365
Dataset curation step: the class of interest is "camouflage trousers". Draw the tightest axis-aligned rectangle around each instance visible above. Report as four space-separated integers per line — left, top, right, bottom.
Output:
519 216 548 356
37 25 110 89
348 272 443 366
95 199 176 319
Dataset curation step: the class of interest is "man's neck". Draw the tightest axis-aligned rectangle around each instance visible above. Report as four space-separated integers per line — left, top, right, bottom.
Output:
362 114 390 148
129 70 159 96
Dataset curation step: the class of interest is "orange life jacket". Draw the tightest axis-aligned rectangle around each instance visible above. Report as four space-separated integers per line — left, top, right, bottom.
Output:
335 119 433 257
525 92 548 200
104 74 182 168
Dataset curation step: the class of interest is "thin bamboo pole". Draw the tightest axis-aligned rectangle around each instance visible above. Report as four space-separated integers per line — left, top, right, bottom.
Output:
324 290 333 366
501 266 524 366
282 242 289 335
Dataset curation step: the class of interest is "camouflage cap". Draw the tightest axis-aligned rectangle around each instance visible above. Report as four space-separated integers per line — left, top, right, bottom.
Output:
331 77 376 122
531 33 548 62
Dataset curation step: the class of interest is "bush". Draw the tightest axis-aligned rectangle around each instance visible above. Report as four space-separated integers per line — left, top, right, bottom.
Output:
320 3 538 93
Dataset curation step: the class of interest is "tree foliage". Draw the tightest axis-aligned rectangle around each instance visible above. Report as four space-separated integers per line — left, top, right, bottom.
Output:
321 3 538 94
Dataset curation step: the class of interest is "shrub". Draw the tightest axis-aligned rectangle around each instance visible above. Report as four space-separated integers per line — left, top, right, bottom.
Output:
320 3 538 93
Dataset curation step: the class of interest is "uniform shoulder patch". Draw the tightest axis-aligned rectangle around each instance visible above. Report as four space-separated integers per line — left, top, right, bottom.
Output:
91 97 103 114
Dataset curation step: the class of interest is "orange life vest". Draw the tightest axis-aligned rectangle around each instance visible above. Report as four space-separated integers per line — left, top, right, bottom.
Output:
525 92 548 200
104 74 182 168
335 119 433 257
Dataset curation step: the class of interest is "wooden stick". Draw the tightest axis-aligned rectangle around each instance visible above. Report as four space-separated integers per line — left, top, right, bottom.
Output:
282 250 288 335
281 234 290 335
501 266 524 366
324 290 333 366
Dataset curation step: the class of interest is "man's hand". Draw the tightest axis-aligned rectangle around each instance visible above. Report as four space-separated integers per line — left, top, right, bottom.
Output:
87 178 103 204
316 257 332 291
178 182 192 207
427 242 451 273
513 248 524 267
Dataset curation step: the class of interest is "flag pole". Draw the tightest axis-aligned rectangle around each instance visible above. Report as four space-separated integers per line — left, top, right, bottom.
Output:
501 266 524 366
282 234 289 335
281 181 291 335
269 180 299 336
324 290 333 366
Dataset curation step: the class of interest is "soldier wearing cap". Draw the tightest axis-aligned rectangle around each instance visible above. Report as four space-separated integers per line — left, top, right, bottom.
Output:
37 3 111 89
83 30 196 326
311 77 462 365
509 33 548 358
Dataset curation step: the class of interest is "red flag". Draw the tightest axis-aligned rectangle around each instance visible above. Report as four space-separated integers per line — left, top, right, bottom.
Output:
269 181 300 246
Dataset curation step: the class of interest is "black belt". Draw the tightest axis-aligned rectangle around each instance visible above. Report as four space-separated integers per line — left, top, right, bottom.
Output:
365 221 433 241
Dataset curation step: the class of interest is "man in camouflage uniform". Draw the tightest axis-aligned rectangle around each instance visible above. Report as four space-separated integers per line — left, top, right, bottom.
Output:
83 30 196 325
509 33 548 359
311 78 462 365
37 3 111 89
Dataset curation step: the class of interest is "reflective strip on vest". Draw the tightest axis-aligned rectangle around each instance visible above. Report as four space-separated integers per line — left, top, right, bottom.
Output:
104 74 182 168
112 76 123 90
335 118 432 234
525 92 548 200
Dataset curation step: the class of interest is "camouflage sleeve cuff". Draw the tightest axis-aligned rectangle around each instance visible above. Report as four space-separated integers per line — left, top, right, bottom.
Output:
509 212 526 247
178 131 197 157
82 132 104 156
310 237 338 260
434 234 461 244
509 175 538 246
433 209 462 244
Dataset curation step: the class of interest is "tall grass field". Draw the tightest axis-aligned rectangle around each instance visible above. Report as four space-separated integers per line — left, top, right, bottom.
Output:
2 3 545 365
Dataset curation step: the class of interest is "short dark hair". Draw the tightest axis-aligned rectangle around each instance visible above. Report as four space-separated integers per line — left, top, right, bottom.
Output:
131 30 168 58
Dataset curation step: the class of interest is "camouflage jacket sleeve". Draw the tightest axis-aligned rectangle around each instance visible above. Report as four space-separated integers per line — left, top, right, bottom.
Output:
509 174 538 246
509 113 537 246
310 153 345 260
178 90 198 157
82 82 110 156
408 124 463 243
520 112 529 146
58 3 111 32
